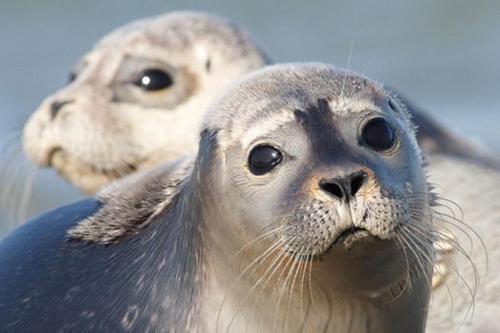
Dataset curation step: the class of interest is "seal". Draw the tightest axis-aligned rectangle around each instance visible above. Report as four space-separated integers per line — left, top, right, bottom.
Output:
0 63 435 332
22 11 269 194
423 154 499 332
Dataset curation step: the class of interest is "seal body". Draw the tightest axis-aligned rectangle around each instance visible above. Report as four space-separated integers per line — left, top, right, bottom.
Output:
425 155 500 332
3 64 434 332
0 195 201 332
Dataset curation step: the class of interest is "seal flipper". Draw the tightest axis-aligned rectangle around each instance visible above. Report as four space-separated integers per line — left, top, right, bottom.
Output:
68 157 194 244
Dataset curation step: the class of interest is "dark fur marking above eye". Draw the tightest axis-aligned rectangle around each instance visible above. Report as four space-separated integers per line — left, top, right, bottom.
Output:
293 109 308 125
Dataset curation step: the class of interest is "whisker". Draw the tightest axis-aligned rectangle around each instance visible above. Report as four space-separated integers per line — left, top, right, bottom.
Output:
217 234 287 332
272 239 302 333
284 244 306 332
400 228 433 290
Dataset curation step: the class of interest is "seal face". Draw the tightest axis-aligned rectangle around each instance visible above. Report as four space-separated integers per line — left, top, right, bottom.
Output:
199 63 432 308
2 64 435 332
197 64 435 331
22 11 269 194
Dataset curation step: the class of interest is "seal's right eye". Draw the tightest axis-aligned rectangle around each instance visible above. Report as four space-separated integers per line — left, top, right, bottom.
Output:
134 69 173 91
360 118 396 152
248 145 282 175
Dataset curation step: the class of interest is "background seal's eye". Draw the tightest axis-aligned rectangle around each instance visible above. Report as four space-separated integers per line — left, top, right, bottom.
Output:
248 145 283 175
361 118 396 151
134 69 173 91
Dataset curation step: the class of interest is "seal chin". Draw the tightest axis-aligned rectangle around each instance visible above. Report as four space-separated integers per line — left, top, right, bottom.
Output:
48 148 141 194
316 227 377 257
316 234 405 292
334 227 371 249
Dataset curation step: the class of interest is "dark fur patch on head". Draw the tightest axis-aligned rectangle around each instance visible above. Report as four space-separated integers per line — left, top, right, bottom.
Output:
295 99 336 140
296 98 355 163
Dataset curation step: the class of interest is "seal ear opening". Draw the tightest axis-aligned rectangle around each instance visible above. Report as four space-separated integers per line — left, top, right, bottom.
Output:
194 128 220 175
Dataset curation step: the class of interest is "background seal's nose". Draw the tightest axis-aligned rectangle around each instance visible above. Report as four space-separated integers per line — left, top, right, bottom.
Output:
50 99 74 120
319 171 368 201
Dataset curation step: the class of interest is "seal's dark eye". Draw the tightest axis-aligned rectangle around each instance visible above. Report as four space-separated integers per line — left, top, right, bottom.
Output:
248 145 282 175
361 118 396 151
134 69 173 91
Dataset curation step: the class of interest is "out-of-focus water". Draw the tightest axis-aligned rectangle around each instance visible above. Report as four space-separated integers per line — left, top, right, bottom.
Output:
0 0 499 233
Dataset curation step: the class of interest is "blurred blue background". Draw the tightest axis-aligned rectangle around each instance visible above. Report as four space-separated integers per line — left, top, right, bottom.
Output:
0 0 499 233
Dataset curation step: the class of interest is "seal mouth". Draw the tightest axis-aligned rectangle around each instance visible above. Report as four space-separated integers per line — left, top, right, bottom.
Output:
46 147 143 193
336 227 371 248
47 147 63 166
48 147 140 178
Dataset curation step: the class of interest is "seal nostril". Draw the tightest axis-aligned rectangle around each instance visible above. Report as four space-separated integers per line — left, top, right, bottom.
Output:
320 171 368 200
50 100 74 120
320 181 344 199
350 172 367 197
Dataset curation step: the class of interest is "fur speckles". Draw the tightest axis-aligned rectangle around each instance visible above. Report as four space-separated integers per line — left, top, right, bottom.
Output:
64 286 82 301
283 183 414 257
350 78 369 93
284 199 339 255
121 305 139 330
81 311 96 319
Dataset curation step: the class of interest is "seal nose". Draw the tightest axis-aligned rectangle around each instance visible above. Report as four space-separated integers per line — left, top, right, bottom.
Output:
50 99 74 120
319 171 368 201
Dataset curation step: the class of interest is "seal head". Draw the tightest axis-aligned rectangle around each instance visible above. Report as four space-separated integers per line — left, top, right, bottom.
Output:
22 11 269 193
197 63 434 331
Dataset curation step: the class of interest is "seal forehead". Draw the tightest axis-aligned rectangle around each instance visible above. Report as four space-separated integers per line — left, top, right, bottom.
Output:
96 11 268 65
207 63 387 147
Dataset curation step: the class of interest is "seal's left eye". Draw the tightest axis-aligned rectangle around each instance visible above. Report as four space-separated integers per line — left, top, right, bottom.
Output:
361 118 396 151
134 69 173 91
248 145 282 175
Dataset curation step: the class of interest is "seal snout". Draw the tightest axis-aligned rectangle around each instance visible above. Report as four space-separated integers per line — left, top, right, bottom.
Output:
319 170 368 202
